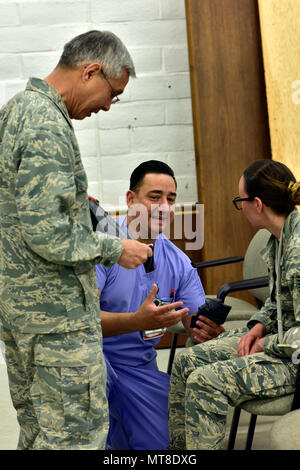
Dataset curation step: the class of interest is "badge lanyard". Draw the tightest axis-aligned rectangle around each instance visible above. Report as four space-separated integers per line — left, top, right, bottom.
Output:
275 230 284 344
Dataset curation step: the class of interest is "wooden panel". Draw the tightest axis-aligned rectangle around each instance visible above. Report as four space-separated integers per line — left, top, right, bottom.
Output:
156 330 187 350
258 0 300 179
185 0 271 298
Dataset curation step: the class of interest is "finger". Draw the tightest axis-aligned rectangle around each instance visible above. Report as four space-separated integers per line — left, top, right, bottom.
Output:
146 244 153 257
194 327 210 340
146 284 158 302
197 315 219 328
147 244 154 256
157 301 184 314
162 309 189 326
239 337 251 357
165 308 189 321
174 308 189 318
161 308 188 323
192 328 208 343
195 319 216 335
191 332 204 344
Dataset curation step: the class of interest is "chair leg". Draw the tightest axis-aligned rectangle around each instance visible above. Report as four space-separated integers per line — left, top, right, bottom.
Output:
245 414 257 450
167 333 178 374
227 407 241 450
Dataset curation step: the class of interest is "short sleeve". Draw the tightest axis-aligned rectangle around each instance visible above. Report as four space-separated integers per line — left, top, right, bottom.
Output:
175 266 205 315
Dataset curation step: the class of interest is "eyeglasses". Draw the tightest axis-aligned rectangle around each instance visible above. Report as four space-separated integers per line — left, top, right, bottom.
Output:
232 196 255 210
101 70 120 104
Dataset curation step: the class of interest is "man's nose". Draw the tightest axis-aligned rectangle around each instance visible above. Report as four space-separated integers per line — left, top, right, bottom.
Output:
158 201 170 212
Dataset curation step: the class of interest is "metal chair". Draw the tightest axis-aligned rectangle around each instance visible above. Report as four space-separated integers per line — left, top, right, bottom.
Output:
227 349 300 450
213 257 297 450
269 408 300 450
227 393 295 450
218 253 300 449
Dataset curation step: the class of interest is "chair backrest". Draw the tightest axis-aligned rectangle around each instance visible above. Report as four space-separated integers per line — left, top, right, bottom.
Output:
243 229 270 302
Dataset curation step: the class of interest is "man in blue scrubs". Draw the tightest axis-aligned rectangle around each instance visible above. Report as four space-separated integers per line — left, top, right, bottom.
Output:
95 161 224 450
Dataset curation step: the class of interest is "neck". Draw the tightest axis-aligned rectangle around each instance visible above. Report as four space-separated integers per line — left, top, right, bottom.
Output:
263 209 287 239
44 67 76 112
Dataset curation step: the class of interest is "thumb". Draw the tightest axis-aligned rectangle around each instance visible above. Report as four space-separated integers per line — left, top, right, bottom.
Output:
146 284 158 302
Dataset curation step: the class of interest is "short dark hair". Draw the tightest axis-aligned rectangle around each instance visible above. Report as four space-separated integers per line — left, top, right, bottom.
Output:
243 159 299 215
129 160 177 192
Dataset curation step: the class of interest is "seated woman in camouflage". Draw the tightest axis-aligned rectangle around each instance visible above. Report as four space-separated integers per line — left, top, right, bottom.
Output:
168 159 300 450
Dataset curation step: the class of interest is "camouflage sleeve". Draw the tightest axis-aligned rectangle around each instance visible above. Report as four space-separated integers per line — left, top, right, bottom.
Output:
15 126 123 267
264 249 300 358
286 249 300 324
247 295 278 333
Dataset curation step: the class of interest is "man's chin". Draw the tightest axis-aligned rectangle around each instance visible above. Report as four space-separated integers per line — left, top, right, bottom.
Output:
149 224 166 238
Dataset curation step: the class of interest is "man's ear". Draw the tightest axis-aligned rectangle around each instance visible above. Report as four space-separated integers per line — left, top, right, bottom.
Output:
126 190 136 207
82 62 102 82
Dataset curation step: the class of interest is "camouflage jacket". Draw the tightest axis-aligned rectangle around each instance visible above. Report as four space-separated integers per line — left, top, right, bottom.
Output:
248 209 300 358
0 78 123 334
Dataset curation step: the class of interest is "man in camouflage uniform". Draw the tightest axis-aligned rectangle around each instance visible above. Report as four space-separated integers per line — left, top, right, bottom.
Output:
168 208 300 450
0 30 152 450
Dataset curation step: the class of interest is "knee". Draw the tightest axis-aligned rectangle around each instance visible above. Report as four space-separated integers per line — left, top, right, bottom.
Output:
186 363 231 399
186 367 209 393
171 347 196 379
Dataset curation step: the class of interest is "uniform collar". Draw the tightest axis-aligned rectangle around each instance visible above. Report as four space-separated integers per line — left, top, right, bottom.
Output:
260 209 299 267
26 77 73 129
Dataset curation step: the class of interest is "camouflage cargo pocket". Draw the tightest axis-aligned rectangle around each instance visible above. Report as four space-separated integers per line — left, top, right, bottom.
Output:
32 330 108 434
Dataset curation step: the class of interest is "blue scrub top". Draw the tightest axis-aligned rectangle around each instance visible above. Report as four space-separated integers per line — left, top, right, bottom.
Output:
96 217 205 368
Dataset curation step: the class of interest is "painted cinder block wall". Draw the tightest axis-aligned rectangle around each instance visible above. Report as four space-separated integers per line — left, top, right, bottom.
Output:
0 0 198 209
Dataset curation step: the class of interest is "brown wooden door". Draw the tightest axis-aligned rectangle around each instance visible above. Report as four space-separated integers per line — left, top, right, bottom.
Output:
185 0 271 298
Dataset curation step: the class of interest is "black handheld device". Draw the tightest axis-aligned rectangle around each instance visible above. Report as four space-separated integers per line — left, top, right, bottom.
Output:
190 298 232 328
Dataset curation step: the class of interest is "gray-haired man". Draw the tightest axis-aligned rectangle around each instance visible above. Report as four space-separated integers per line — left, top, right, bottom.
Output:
0 30 152 450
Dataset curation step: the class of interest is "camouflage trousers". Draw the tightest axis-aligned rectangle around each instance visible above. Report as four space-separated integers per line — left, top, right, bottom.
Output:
168 327 297 450
2 324 108 450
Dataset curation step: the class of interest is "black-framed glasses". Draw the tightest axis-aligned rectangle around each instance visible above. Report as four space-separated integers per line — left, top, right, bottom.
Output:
232 196 255 210
101 70 120 104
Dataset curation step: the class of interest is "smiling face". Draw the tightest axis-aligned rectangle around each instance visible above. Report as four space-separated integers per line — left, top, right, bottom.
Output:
126 173 177 240
69 63 129 120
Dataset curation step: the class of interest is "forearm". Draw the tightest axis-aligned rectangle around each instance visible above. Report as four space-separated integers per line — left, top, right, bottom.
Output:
100 310 139 337
100 285 190 338
247 297 277 334
250 322 267 337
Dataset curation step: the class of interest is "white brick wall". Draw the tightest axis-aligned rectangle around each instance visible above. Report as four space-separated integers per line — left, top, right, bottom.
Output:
0 0 198 209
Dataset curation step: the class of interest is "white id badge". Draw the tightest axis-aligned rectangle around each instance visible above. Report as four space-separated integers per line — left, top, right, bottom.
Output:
143 327 167 340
